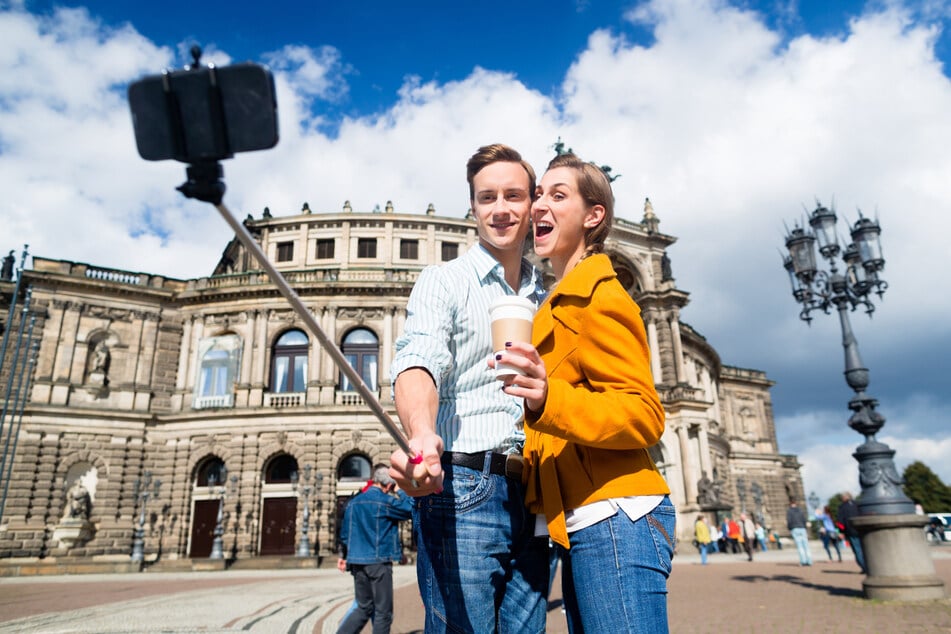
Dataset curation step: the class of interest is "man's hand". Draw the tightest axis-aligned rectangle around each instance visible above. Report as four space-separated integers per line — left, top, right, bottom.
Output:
389 431 444 496
337 557 347 572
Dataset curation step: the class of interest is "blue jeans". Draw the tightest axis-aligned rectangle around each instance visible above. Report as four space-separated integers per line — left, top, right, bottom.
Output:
413 456 548 633
558 496 676 634
847 535 867 573
698 541 708 565
791 527 812 565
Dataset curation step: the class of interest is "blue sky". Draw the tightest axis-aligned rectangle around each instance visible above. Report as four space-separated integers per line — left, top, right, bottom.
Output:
4 0 951 510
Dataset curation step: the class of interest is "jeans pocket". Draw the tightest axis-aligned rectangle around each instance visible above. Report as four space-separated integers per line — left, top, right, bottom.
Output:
646 498 677 574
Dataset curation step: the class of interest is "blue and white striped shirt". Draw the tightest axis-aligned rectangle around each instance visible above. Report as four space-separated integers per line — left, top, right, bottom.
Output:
391 244 546 453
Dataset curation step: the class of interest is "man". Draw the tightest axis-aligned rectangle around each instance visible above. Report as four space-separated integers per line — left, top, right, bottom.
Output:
694 515 712 565
337 466 413 634
388 144 548 633
739 512 755 561
836 491 867 573
786 499 813 566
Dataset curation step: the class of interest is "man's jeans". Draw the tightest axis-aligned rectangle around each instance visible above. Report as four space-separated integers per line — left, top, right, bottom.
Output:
847 535 867 573
337 562 392 634
791 527 812 565
698 541 708 565
558 496 676 634
413 456 548 633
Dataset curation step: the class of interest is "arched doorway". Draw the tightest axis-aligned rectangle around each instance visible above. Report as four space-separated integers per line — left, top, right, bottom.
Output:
189 457 227 558
259 454 299 556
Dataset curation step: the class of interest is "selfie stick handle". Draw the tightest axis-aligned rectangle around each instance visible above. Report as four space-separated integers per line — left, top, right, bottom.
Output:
212 200 413 456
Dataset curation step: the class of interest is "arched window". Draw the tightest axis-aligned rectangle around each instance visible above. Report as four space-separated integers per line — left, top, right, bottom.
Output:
265 454 299 484
340 328 378 391
337 454 371 481
271 329 308 393
196 457 227 487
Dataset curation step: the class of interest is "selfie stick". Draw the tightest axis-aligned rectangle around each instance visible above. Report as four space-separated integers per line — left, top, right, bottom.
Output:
177 163 413 456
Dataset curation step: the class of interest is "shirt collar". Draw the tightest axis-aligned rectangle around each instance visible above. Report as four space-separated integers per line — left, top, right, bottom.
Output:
469 243 543 297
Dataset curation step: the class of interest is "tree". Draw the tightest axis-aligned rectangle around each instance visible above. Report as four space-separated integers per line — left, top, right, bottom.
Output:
902 461 951 511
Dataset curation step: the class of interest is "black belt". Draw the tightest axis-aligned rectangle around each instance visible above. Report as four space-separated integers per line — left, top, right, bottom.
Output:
442 451 524 480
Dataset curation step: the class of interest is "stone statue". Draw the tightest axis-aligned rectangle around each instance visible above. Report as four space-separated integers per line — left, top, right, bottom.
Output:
661 252 673 281
65 482 91 520
91 341 111 374
1 250 13 281
697 473 720 506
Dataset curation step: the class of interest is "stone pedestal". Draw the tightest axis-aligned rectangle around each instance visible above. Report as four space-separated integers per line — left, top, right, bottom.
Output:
852 513 947 601
52 519 95 549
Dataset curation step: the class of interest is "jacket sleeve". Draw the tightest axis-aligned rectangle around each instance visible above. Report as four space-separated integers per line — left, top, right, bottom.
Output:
530 282 665 449
384 490 414 521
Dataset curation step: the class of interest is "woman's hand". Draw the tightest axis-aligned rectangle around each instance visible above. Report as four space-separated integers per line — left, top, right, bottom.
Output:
488 341 548 413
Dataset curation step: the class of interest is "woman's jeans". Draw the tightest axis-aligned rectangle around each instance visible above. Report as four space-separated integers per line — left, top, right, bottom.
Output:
413 458 548 633
558 496 676 634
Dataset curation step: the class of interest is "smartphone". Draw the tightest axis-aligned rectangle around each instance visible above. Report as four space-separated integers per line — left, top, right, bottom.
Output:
129 62 279 163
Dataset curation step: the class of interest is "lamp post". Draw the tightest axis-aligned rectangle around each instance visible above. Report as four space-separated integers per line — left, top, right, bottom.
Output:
808 491 820 519
208 467 234 560
782 202 945 601
292 465 323 558
131 471 161 563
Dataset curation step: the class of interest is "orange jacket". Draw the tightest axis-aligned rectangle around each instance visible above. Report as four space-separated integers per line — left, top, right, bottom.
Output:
523 254 669 549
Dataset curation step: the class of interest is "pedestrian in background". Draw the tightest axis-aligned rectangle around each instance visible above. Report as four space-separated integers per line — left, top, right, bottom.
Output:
337 466 413 634
836 491 867 573
695 515 712 565
815 505 842 562
786 499 812 566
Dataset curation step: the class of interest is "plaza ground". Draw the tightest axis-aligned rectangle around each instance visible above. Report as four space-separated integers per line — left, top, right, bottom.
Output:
1 541 950 633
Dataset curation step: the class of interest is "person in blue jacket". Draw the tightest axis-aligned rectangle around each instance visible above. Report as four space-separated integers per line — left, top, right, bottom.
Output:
337 465 413 634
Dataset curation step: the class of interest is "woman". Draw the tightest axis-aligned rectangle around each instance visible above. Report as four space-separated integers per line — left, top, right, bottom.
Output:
815 505 842 561
493 153 675 633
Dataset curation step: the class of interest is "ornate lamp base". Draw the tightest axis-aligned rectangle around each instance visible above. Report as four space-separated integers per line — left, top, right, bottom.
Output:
852 514 947 601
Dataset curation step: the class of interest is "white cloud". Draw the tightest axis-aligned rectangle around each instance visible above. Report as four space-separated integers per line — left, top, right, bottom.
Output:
3 1 950 474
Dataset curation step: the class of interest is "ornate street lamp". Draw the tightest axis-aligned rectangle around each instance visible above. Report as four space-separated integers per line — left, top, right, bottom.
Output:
781 202 945 601
292 465 323 558
131 471 161 562
208 467 235 560
783 203 903 514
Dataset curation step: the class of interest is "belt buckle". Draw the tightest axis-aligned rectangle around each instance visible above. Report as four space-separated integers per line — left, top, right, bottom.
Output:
504 454 524 480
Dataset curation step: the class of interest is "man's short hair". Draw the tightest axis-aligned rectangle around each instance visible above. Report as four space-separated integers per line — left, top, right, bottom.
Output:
465 143 536 203
372 465 395 487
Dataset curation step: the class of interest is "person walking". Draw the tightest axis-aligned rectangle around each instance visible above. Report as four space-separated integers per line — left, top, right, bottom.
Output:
786 500 813 566
740 513 755 561
695 515 712 565
337 466 413 634
815 505 843 562
388 143 549 633
495 152 675 633
836 491 867 573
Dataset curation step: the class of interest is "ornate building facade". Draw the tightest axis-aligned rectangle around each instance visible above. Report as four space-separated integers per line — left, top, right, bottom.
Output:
0 199 804 567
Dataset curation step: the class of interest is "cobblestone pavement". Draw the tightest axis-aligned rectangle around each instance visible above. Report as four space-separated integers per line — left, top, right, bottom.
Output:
1 542 950 633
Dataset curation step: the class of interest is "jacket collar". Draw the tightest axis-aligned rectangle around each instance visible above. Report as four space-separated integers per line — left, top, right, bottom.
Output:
547 253 615 302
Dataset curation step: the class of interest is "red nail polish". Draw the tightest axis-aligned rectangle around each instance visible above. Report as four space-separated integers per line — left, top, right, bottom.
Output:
409 454 423 464
495 354 502 360
505 341 512 347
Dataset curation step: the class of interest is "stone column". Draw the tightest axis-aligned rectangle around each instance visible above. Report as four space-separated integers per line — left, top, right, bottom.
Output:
677 424 697 505
669 316 686 384
698 425 712 478
646 317 662 383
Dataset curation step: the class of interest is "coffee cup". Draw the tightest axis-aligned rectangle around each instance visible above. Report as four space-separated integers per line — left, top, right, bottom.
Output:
489 296 535 378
